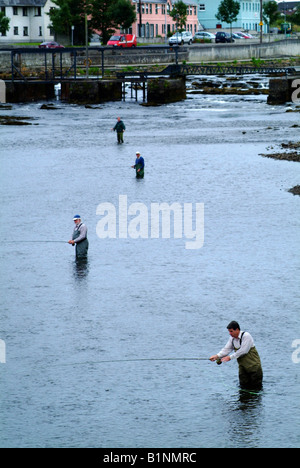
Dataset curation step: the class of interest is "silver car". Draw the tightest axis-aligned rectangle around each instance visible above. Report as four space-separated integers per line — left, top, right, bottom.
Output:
193 31 216 41
169 31 193 46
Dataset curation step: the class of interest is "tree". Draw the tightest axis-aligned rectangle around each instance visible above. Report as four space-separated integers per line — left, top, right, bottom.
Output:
88 0 117 45
263 1 280 30
169 1 188 33
290 5 300 27
216 0 240 38
0 11 10 36
112 0 136 32
48 0 87 45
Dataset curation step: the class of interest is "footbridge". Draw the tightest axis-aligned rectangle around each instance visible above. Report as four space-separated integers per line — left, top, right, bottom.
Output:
117 63 297 80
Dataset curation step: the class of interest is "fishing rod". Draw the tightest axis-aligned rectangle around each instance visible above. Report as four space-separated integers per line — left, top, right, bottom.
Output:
3 240 68 244
61 357 212 367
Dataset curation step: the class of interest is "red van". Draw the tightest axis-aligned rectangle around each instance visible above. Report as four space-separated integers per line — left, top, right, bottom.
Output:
107 34 137 48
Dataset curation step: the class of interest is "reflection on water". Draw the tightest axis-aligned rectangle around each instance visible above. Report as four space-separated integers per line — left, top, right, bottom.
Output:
73 257 89 281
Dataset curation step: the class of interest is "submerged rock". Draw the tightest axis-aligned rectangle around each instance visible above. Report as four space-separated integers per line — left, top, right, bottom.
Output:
288 185 300 196
0 115 35 125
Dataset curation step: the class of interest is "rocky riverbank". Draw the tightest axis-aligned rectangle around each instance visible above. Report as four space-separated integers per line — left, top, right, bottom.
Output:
260 141 300 195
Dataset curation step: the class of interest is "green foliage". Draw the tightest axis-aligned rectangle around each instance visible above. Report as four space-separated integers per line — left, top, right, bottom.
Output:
263 1 281 26
111 0 136 31
290 5 300 26
0 11 10 35
216 0 240 25
48 0 87 44
169 1 188 32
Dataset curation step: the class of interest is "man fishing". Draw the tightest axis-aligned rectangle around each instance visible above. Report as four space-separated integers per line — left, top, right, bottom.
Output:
68 215 89 258
210 321 263 390
112 117 126 144
132 151 145 179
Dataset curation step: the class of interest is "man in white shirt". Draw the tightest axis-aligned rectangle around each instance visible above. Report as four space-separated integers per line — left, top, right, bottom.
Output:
210 321 263 390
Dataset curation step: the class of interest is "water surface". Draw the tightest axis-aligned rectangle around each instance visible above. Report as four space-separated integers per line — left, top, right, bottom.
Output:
0 81 299 448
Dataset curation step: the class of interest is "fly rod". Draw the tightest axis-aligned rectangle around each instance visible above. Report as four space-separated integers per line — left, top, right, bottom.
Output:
63 357 211 367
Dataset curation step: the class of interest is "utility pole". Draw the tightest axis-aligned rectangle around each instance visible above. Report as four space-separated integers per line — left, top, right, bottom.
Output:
85 14 89 78
139 0 142 38
260 0 263 44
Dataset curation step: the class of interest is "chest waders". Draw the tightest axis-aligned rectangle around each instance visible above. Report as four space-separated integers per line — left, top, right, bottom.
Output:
234 333 263 390
135 162 144 179
72 224 89 258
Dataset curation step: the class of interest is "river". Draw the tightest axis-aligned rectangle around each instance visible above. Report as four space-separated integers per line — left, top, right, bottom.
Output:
0 77 299 448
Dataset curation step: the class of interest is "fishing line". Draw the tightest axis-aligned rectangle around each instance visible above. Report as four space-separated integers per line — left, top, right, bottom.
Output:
3 240 68 244
59 357 210 367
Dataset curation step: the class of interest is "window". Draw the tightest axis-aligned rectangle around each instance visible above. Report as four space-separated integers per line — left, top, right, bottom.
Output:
14 26 19 35
23 27 29 36
35 7 41 16
199 4 205 11
13 6 18 15
39 26 42 36
23 7 28 16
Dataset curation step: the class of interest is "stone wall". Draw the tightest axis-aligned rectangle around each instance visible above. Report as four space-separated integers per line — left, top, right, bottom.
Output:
0 40 299 74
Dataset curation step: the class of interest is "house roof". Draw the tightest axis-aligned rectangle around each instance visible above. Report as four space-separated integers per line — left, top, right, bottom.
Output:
0 0 47 6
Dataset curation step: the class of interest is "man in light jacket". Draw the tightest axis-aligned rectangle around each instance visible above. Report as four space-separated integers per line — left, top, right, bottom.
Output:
210 321 263 390
68 215 89 258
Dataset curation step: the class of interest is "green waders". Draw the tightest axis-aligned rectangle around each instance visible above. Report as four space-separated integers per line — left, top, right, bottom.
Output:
135 163 144 179
236 347 263 390
72 225 89 258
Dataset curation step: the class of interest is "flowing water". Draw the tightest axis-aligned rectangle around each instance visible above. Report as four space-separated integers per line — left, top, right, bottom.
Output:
0 78 299 448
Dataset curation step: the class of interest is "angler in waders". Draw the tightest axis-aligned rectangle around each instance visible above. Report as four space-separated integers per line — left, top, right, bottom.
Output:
132 151 144 179
68 215 89 258
112 117 126 144
210 321 263 390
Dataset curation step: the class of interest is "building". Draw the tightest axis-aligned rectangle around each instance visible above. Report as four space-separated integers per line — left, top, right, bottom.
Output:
0 0 55 43
198 0 267 33
277 1 300 16
130 0 199 39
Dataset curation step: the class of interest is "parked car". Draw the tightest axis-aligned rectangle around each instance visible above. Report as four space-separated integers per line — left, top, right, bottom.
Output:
39 41 65 49
107 34 137 48
232 33 242 40
215 32 235 43
235 32 254 39
169 31 193 46
193 31 215 41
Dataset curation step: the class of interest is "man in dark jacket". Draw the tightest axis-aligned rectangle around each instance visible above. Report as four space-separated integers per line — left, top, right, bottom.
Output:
132 151 144 179
112 117 126 143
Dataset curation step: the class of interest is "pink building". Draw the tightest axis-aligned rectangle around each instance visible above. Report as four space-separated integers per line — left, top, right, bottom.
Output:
128 0 199 39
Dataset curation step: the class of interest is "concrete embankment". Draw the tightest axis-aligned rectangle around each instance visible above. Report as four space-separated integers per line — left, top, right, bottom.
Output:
0 40 299 73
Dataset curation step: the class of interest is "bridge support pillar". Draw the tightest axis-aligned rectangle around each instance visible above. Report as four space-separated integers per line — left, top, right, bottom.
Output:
61 80 122 104
147 77 186 104
5 81 55 102
268 76 300 105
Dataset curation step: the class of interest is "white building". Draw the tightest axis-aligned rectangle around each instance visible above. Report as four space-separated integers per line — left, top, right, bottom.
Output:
0 0 55 43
